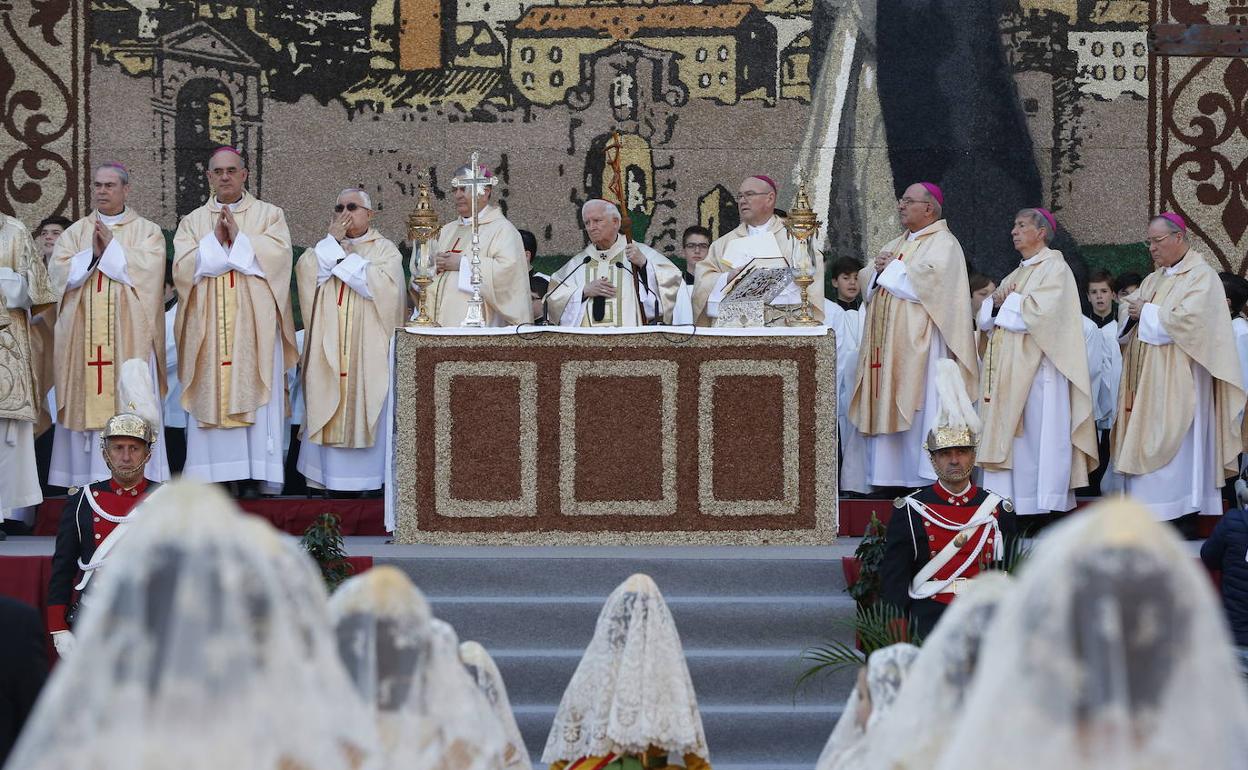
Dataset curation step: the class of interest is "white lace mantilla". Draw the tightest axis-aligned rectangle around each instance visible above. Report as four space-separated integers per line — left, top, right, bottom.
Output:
541 573 709 764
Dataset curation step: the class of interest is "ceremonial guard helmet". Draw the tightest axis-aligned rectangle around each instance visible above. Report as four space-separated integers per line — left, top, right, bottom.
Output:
923 359 980 453
100 359 160 447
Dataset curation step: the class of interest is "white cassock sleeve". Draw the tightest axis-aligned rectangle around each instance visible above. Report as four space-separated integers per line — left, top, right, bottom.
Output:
313 236 342 285
993 292 1028 333
195 231 265 281
456 255 473 294
672 282 694 325
331 254 373 300
1137 303 1173 346
705 272 731 318
875 258 920 303
1235 320 1248 396
0 267 30 310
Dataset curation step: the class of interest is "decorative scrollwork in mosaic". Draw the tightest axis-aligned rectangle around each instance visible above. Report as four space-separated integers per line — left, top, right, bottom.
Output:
0 4 78 221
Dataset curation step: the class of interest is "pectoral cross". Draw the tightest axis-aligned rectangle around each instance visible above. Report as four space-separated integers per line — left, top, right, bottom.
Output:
88 345 112 395
451 151 499 328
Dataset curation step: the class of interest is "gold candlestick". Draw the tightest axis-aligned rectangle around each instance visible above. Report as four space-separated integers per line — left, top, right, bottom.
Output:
407 183 440 329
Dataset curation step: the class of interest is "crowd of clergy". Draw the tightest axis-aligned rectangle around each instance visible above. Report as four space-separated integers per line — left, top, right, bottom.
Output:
2 477 1244 770
3 144 1248 767
2 147 1244 536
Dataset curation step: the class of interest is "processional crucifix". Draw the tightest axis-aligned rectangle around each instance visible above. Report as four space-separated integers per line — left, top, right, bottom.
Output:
451 152 499 328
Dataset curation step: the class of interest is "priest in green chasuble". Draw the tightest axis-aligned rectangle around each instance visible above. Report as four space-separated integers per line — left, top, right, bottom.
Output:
425 164 531 327
545 199 683 326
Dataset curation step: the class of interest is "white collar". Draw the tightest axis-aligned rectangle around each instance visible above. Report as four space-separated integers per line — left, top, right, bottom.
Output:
905 229 921 241
459 217 473 226
746 217 775 236
1164 263 1182 276
1019 248 1047 266
97 209 126 226
213 197 242 211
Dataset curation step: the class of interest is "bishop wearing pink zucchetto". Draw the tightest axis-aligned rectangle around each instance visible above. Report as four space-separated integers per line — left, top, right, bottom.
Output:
1112 212 1245 528
691 174 826 326
848 182 978 492
171 146 299 498
975 207 1098 521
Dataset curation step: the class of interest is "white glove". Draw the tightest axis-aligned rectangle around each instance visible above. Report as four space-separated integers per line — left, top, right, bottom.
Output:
52 630 76 658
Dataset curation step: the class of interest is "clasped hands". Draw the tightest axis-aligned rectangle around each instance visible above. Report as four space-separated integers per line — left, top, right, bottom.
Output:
214 207 240 248
91 220 114 261
1126 296 1145 320
991 283 1018 309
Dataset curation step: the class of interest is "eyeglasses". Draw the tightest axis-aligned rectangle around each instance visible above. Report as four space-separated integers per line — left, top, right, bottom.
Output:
735 191 771 201
334 203 368 213
898 197 929 207
1143 232 1179 246
683 242 710 251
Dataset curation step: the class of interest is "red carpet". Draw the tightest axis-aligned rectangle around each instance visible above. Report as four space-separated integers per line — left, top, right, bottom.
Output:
32 496 388 537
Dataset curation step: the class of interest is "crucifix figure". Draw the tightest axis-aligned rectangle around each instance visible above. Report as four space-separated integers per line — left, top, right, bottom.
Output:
451 152 499 327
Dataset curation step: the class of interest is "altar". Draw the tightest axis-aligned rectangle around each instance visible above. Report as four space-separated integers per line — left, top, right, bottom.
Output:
386 326 838 545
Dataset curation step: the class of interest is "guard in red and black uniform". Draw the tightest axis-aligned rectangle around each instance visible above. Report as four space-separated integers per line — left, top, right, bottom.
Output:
879 360 1017 639
47 398 160 659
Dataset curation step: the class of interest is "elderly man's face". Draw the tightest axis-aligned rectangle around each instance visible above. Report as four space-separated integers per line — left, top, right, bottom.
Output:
93 168 129 216
335 191 373 238
735 177 776 227
898 183 936 232
37 224 64 260
1011 215 1045 255
207 152 248 203
583 206 620 250
1146 220 1187 269
452 185 490 220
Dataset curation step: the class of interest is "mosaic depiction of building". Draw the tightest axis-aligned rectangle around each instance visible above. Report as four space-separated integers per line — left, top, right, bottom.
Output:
2 0 1246 279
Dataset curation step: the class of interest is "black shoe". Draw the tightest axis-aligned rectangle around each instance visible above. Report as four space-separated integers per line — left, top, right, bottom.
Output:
1 520 31 536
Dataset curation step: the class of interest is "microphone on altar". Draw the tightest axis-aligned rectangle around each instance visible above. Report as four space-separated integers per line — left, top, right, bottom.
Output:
541 255 592 325
614 260 663 325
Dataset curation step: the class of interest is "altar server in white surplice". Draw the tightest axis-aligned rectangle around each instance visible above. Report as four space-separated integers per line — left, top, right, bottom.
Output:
295 188 404 492
976 208 1097 516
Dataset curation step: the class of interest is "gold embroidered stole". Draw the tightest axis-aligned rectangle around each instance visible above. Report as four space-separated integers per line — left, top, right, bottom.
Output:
863 235 925 401
83 270 116 429
981 262 1040 406
214 269 249 428
321 276 358 445
1121 274 1178 418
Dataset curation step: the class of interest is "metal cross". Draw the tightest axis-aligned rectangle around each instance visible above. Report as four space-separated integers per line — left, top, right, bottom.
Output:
451 151 498 327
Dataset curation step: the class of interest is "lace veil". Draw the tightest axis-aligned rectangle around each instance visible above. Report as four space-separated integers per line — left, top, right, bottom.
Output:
813 642 920 770
460 640 533 770
933 498 1248 770
861 571 1014 769
328 567 507 770
3 480 378 770
541 573 709 765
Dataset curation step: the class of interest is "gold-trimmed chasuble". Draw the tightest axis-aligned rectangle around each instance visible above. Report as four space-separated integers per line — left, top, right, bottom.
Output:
83 270 116 429
319 276 359 446
213 269 249 428
864 235 925 401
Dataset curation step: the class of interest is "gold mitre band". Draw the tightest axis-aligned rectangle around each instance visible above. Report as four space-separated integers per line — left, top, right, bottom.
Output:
924 425 977 452
101 413 156 446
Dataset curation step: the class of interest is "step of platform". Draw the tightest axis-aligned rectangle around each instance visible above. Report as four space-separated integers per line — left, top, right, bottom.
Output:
374 544 860 769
